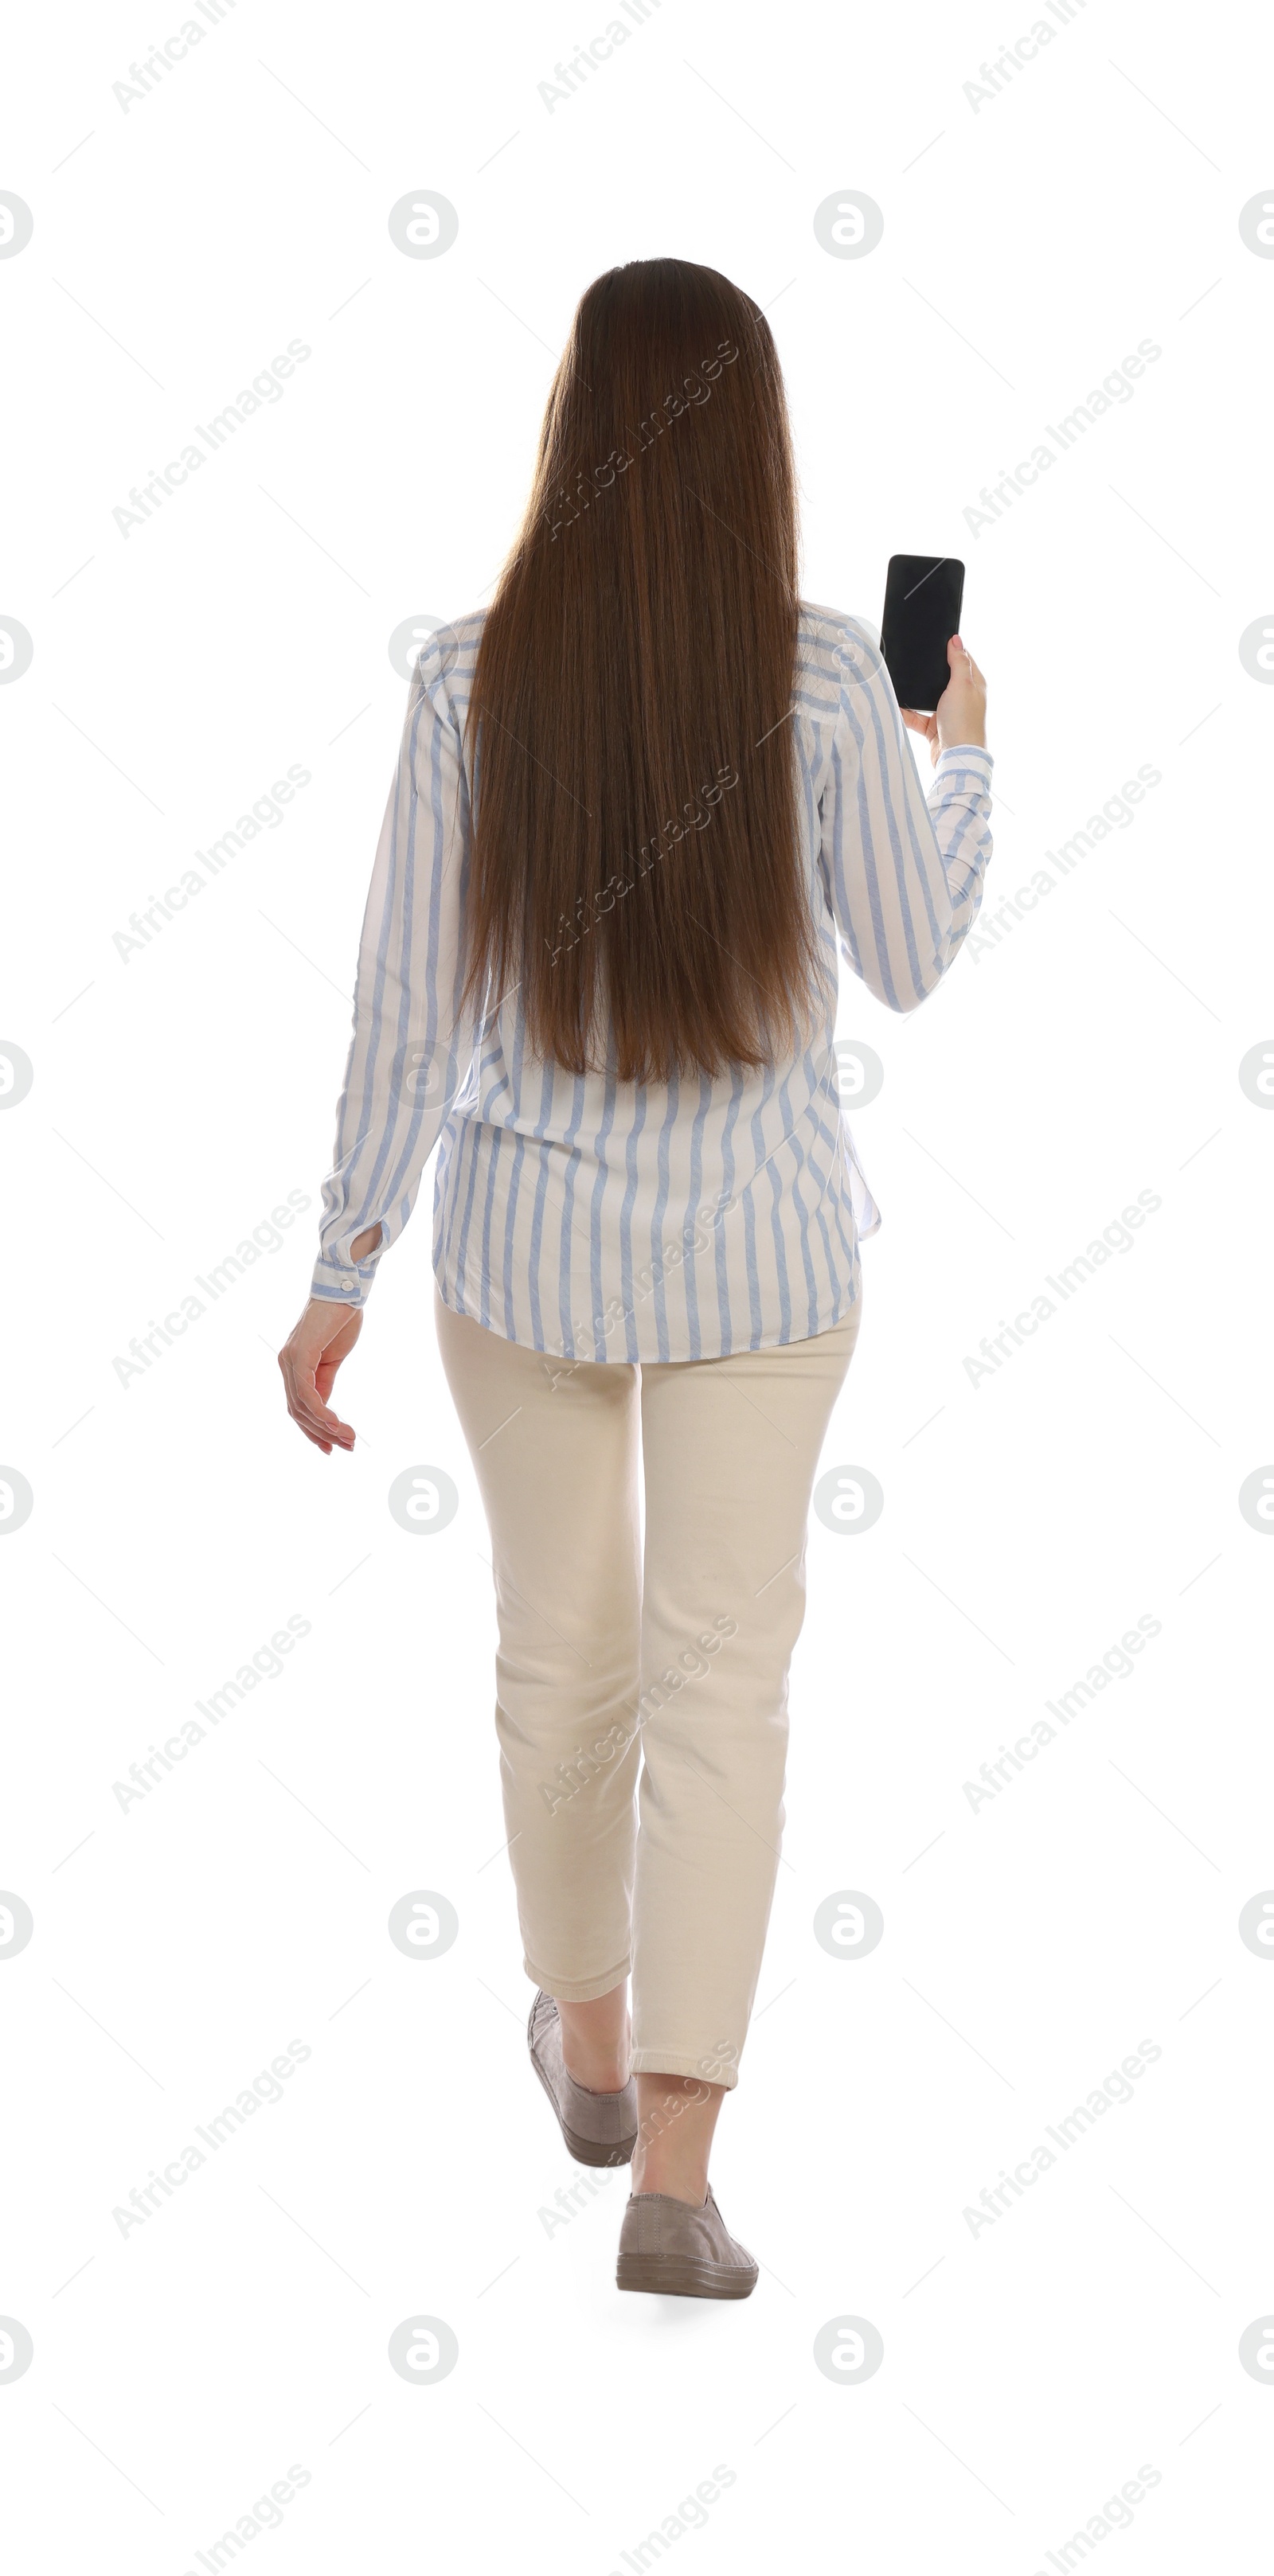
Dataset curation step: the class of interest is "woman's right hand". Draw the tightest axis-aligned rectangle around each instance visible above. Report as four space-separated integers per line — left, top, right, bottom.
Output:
901 634 988 768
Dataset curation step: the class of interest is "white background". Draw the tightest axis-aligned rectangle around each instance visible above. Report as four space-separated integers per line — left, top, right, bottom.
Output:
2 0 1273 2566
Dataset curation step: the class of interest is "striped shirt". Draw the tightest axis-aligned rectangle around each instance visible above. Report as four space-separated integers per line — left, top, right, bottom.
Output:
311 600 994 1361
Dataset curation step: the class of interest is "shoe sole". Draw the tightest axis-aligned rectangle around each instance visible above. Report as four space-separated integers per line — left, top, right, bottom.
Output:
528 2000 636 2168
616 2253 757 2300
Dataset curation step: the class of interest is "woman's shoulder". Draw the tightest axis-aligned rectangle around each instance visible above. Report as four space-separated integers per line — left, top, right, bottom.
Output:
797 599 881 657
413 608 489 707
795 599 885 721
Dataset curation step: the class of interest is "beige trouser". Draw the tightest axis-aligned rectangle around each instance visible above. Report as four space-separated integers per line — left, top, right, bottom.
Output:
433 1282 862 2090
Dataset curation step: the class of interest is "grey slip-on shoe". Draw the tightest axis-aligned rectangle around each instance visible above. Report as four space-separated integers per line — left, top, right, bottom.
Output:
616 2184 759 2299
527 1990 639 2168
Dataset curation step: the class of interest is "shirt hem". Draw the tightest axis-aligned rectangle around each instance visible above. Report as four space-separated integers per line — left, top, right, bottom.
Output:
431 1255 864 1365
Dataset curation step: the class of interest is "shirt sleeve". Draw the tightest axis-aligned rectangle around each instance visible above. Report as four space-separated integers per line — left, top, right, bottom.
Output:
310 636 479 1308
818 615 994 1010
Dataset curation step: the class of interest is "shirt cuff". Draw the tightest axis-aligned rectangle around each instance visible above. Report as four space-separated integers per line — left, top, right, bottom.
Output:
310 1250 377 1308
935 743 993 775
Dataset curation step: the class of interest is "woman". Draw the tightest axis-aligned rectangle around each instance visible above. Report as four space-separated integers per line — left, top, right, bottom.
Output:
279 257 991 2301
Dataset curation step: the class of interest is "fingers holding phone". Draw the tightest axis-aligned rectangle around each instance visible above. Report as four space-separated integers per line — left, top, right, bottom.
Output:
881 552 987 766
936 631 987 754
903 637 987 767
900 704 939 761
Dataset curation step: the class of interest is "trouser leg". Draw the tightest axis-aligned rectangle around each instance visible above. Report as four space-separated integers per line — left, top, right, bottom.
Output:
630 1302 862 2088
433 1289 643 1999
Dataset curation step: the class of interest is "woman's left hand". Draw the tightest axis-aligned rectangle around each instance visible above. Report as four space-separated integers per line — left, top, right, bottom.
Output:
278 1299 362 1454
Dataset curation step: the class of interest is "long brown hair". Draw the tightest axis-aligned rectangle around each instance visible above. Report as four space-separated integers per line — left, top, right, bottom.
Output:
457 257 825 1085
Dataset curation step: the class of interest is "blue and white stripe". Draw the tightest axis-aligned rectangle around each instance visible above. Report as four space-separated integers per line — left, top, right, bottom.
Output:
311 600 994 1361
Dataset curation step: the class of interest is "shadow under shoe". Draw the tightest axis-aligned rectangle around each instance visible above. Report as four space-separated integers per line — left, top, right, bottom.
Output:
616 2185 759 2298
527 1989 638 2168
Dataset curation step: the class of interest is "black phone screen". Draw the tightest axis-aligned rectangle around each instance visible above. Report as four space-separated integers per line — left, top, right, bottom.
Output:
880 555 965 716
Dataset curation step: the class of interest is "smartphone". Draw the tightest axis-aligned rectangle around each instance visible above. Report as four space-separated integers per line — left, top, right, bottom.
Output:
880 555 965 715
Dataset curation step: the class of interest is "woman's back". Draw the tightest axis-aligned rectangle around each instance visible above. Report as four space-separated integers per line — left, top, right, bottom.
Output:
310 598 993 1360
